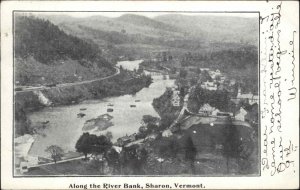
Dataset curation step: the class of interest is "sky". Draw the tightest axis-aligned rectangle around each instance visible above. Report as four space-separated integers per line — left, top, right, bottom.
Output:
26 12 258 19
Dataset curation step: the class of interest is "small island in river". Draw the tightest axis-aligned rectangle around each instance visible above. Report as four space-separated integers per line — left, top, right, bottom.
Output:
82 114 113 132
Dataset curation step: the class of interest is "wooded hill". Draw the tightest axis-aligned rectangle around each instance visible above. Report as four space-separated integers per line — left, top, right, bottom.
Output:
15 16 114 86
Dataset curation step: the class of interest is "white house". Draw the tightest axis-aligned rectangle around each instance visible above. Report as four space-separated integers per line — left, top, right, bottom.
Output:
211 109 220 116
209 69 222 79
19 161 29 174
235 107 248 121
162 129 173 137
199 104 217 115
201 81 217 91
229 79 236 86
27 156 39 167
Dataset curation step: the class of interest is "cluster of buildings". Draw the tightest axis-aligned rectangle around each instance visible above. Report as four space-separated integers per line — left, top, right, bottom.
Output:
198 104 233 117
197 102 257 123
236 88 259 105
116 133 137 147
200 81 217 91
196 68 258 124
199 69 227 91
150 51 172 62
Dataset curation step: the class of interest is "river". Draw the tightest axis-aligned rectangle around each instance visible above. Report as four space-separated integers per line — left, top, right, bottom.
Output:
27 60 174 158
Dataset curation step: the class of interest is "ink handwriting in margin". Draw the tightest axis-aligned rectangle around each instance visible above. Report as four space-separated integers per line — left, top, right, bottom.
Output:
288 31 297 101
260 1 298 176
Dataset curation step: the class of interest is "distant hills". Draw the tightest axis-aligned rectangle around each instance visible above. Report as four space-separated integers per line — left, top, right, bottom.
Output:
36 13 258 61
116 14 182 34
14 16 114 86
14 13 259 85
155 14 258 44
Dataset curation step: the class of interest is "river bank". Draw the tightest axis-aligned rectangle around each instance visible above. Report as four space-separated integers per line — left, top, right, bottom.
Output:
15 60 174 162
15 69 152 137
25 74 173 158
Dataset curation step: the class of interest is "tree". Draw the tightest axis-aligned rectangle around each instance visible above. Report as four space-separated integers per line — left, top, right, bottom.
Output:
180 87 185 98
119 145 148 175
93 135 113 155
75 132 92 160
200 70 212 82
171 67 177 74
139 115 160 137
119 65 124 73
76 133 113 160
184 136 197 174
137 147 148 174
156 137 179 159
142 115 160 126
45 145 64 163
179 69 187 78
137 66 144 74
105 148 120 174
105 131 113 141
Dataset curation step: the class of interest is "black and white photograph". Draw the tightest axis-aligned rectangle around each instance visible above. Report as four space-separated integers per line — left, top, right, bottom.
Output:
1 1 299 189
13 11 260 176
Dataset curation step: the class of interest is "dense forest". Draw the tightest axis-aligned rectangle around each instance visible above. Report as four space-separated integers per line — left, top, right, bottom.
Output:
15 16 111 67
14 16 115 86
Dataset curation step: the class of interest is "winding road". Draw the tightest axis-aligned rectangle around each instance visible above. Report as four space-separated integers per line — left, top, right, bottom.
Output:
15 67 120 93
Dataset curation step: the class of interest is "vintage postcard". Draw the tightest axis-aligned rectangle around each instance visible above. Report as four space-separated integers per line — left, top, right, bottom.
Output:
1 0 299 189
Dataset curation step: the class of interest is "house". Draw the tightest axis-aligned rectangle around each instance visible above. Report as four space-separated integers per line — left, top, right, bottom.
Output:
220 76 226 83
27 156 39 167
198 104 216 115
235 107 248 121
229 79 236 86
209 69 222 79
117 134 135 146
211 109 220 116
19 161 29 174
151 51 171 62
201 81 217 91
162 129 172 137
112 146 122 153
145 133 158 140
237 88 259 105
217 84 225 91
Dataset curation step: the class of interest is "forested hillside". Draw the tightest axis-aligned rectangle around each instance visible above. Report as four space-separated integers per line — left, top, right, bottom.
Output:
15 16 114 86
